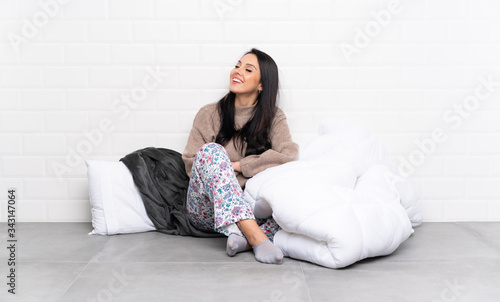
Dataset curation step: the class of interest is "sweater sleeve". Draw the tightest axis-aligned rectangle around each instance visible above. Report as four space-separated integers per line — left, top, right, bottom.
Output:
182 105 218 177
239 109 299 178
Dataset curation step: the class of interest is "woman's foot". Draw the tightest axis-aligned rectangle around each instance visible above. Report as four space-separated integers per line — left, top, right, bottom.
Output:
252 239 283 264
226 234 251 257
236 219 283 264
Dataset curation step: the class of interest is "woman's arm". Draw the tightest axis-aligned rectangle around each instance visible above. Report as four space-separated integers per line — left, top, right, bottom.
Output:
239 109 298 178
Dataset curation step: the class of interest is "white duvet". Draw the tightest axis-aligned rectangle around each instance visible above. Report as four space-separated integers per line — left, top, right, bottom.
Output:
244 119 423 269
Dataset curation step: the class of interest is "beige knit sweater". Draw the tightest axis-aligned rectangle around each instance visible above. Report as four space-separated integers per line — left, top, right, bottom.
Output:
182 101 299 188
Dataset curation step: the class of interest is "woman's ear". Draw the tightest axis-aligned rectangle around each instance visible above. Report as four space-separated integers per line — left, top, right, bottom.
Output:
258 83 263 92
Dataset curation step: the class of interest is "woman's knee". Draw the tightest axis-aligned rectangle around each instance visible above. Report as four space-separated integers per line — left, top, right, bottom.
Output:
193 142 230 166
196 143 227 157
201 142 224 152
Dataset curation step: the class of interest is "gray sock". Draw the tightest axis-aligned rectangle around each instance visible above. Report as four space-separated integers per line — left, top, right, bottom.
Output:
226 234 249 257
252 239 283 264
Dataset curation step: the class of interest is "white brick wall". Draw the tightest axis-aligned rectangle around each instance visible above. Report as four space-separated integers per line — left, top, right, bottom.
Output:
0 0 499 222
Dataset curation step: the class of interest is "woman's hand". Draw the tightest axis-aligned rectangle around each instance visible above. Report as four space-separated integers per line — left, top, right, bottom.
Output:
231 161 241 173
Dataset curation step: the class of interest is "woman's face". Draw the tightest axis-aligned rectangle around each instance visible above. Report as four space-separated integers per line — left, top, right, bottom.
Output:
229 53 263 96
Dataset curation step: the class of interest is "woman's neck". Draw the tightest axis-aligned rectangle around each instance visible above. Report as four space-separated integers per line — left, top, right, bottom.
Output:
234 93 258 107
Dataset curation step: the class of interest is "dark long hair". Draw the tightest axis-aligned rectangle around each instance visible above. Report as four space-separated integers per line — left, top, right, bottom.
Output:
215 48 279 156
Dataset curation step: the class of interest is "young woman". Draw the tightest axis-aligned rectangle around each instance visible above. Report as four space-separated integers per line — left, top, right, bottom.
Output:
182 48 298 264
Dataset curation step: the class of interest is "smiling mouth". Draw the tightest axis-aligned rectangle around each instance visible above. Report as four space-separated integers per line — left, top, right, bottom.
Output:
232 78 243 84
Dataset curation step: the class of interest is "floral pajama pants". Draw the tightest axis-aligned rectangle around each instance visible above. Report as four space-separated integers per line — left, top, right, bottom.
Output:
186 143 280 241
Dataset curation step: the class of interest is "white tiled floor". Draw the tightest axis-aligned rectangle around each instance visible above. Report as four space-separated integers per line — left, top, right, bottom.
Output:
1 222 499 302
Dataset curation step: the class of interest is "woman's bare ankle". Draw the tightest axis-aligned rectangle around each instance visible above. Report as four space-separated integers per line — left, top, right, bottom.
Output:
245 232 268 247
236 219 268 247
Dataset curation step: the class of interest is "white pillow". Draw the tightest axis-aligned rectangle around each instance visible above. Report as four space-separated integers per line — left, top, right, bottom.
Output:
85 160 156 235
